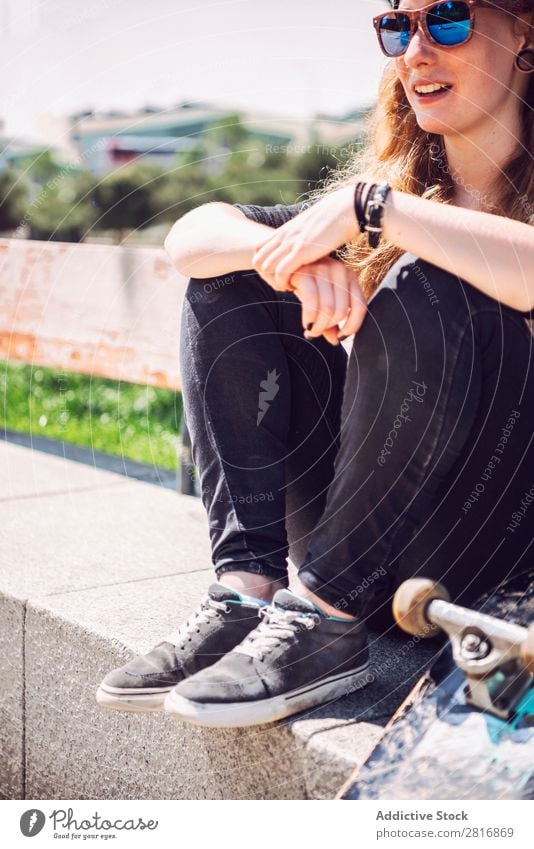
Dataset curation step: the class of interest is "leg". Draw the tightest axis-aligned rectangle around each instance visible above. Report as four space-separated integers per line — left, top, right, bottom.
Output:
97 268 347 713
165 259 534 726
297 259 534 624
180 268 347 598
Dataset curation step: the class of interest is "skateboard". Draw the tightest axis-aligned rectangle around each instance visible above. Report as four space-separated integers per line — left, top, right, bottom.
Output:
337 570 534 800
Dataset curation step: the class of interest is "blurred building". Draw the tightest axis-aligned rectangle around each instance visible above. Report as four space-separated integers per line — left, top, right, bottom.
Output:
0 100 373 177
0 125 52 171
67 100 372 174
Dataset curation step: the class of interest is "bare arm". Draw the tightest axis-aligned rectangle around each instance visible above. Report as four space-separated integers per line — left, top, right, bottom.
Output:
163 202 272 278
383 191 534 313
251 185 534 313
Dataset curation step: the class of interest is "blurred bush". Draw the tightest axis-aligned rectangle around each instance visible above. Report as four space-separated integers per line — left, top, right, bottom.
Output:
2 115 361 243
0 360 183 469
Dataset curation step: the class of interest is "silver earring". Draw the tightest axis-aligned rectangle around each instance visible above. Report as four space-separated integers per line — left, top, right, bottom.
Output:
514 48 534 74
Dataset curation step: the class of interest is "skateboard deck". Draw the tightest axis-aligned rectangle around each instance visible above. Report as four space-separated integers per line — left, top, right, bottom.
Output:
338 569 534 800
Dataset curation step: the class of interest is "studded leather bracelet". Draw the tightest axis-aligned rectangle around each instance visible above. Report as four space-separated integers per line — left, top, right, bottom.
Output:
354 181 391 248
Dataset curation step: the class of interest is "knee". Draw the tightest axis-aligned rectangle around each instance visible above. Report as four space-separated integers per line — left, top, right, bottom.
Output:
394 258 503 322
185 271 240 306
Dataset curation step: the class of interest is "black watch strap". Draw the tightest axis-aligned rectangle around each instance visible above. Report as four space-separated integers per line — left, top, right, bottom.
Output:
365 183 391 248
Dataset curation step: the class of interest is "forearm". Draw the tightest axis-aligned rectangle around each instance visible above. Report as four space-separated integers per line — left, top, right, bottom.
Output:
383 191 534 312
164 203 272 278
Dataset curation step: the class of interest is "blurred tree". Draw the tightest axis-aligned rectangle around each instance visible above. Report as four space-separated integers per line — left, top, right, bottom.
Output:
150 166 216 223
15 148 66 185
12 119 365 242
0 167 30 232
91 161 163 243
293 142 346 193
203 112 251 152
28 170 97 242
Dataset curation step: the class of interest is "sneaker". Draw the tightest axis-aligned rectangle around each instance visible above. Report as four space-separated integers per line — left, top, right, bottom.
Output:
95 583 264 713
164 588 370 727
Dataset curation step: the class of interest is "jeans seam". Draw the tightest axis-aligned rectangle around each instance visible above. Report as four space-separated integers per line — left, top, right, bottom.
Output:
184 307 258 564
284 348 340 445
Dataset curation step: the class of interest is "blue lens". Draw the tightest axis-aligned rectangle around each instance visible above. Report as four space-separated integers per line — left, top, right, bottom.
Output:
427 2 470 46
379 13 411 57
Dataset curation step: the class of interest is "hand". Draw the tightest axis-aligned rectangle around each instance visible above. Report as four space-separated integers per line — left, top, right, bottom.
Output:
266 256 367 346
252 185 359 290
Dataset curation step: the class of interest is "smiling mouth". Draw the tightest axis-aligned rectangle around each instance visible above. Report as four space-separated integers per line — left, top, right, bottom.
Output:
414 84 453 98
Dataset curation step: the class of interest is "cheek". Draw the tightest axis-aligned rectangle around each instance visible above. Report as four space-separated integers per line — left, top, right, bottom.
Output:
394 61 406 85
465 34 516 94
467 61 513 109
394 65 412 100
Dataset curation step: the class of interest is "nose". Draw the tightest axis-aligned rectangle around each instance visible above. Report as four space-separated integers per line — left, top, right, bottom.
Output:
402 23 437 67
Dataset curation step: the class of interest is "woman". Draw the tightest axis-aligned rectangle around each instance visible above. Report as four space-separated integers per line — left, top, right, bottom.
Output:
97 0 534 727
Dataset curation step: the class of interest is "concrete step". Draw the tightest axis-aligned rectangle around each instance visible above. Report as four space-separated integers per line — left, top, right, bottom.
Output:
0 436 437 800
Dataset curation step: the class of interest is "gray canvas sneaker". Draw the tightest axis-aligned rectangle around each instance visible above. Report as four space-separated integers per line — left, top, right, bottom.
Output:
164 588 370 727
96 583 264 712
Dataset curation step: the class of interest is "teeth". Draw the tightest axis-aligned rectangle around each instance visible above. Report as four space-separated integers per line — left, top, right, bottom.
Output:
415 83 449 94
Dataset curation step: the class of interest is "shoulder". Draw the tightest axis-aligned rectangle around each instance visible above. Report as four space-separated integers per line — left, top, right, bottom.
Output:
232 200 315 229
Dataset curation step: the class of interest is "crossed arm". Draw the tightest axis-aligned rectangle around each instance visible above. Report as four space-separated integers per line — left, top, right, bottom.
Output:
164 186 534 345
252 186 534 312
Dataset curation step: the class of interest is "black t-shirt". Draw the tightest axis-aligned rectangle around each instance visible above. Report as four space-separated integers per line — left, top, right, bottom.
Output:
233 201 312 228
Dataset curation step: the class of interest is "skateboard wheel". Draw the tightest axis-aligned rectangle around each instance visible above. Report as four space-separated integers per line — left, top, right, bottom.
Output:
393 578 450 637
520 624 534 675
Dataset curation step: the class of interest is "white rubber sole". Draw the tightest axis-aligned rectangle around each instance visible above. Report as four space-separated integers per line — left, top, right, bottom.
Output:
164 663 371 727
96 684 171 713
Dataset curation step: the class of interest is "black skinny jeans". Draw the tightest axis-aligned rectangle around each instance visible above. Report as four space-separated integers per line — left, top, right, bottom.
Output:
180 254 534 625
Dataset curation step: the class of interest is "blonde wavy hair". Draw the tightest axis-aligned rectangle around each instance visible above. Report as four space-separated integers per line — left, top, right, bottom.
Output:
306 8 534 300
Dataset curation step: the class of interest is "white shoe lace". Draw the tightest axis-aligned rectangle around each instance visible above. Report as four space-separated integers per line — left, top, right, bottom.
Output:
233 605 319 660
165 597 231 649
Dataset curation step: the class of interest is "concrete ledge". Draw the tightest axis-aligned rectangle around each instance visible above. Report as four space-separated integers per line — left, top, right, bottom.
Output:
24 586 305 800
1 437 438 799
0 591 25 799
2 429 178 490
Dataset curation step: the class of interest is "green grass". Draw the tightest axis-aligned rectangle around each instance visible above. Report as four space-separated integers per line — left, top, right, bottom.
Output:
0 360 183 470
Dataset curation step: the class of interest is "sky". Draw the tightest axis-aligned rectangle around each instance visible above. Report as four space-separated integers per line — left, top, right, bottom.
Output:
0 0 389 142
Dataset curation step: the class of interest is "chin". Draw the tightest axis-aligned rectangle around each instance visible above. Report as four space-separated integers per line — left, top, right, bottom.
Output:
413 112 455 135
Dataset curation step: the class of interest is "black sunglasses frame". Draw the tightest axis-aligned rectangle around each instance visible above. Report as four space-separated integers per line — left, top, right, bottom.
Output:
373 0 494 58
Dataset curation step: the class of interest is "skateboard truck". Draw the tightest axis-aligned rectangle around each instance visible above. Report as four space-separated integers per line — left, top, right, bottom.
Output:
393 579 534 720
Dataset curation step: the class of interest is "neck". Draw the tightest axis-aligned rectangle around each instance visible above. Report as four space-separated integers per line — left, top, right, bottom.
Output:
443 109 523 211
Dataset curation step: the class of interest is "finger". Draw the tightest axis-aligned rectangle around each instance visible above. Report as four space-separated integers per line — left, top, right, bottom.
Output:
338 273 368 338
273 247 310 290
290 271 319 329
253 265 278 289
253 246 299 291
306 267 336 337
330 262 350 330
305 261 350 337
253 261 293 292
321 326 341 346
274 266 294 290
